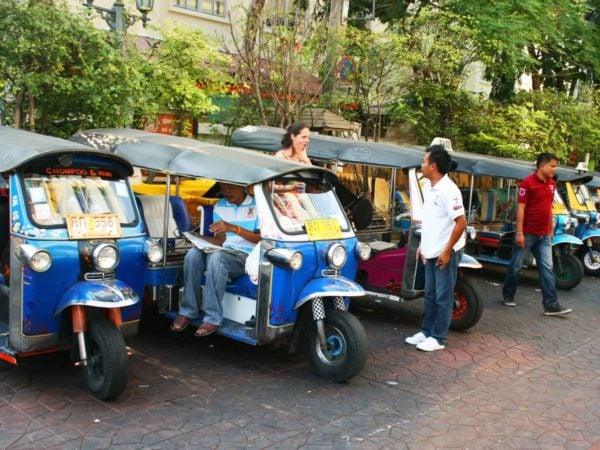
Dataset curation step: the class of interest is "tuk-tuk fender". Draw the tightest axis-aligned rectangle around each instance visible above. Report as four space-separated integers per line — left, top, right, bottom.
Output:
294 277 365 310
460 253 482 269
579 227 600 241
552 234 583 247
53 279 139 317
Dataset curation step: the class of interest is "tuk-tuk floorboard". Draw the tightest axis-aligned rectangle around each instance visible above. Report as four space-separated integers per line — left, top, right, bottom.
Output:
1 268 599 449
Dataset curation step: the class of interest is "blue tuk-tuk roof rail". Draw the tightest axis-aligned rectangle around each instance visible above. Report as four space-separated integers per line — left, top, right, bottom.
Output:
231 125 425 169
71 128 338 186
0 127 133 175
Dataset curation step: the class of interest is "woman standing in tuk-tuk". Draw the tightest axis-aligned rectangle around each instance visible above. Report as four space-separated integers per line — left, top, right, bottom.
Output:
275 122 312 165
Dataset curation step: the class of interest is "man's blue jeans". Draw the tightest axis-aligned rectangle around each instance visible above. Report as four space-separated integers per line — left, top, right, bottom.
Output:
421 249 462 345
502 234 557 308
179 247 247 326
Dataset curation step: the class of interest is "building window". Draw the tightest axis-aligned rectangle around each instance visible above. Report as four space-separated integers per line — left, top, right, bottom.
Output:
174 0 225 17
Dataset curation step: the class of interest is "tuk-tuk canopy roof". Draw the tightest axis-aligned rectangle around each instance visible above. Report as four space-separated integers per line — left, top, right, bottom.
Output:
0 127 133 174
231 125 424 168
447 150 590 183
585 172 600 188
71 128 337 186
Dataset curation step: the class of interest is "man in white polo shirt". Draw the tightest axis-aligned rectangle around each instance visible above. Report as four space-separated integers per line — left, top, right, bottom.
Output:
405 145 467 351
170 183 260 337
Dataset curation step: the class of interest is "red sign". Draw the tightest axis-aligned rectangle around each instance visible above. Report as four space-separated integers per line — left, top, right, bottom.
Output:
144 113 194 137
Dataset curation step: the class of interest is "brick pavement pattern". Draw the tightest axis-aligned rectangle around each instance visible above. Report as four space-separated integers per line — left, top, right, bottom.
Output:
1 266 599 449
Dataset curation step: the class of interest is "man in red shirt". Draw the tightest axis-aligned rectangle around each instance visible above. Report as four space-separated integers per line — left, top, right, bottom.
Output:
502 153 572 315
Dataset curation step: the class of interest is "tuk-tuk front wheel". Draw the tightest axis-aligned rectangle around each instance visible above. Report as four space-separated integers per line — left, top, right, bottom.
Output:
307 310 367 383
579 246 600 276
450 276 484 331
553 253 584 290
82 319 129 400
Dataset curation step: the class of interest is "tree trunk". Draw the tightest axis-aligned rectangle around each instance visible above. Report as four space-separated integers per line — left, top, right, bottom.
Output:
29 94 36 132
244 0 265 54
14 88 25 129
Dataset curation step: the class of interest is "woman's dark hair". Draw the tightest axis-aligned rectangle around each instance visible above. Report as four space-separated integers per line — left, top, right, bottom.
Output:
425 144 453 175
281 122 308 148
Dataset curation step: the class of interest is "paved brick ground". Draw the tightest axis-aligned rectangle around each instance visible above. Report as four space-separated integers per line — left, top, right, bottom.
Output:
1 265 599 449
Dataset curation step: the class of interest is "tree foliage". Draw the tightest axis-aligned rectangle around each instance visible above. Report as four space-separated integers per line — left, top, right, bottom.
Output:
226 2 334 127
332 28 414 141
0 0 147 137
143 21 232 136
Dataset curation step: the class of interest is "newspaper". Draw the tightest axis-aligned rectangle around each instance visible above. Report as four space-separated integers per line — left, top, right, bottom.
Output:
183 231 247 257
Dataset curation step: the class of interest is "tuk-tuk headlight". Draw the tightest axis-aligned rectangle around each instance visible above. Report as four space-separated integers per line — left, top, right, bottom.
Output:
327 243 347 269
563 216 573 230
92 243 119 272
16 244 52 272
265 248 303 271
144 239 164 264
355 242 372 261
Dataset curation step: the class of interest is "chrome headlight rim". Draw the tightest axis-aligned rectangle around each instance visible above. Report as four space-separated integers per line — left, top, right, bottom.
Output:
265 248 303 271
327 243 347 269
143 238 164 264
17 244 52 272
354 242 372 261
92 242 120 272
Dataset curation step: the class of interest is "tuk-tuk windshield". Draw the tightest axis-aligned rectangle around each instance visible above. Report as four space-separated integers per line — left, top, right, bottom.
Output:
267 179 350 234
23 175 136 227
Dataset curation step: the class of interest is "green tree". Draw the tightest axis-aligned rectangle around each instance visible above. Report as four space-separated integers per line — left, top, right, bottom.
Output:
227 2 334 127
143 21 232 136
331 28 415 141
0 0 148 137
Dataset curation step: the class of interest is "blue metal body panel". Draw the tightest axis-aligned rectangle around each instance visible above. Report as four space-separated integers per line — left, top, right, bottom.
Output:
144 266 179 286
267 238 362 326
575 224 600 241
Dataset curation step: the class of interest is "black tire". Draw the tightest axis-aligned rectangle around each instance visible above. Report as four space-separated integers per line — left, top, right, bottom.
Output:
82 319 129 400
307 309 367 383
554 253 584 290
450 276 484 331
579 246 600 276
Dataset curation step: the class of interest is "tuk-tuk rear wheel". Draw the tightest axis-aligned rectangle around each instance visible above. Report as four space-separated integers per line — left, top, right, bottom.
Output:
307 309 367 383
554 253 584 290
82 319 129 400
450 276 484 331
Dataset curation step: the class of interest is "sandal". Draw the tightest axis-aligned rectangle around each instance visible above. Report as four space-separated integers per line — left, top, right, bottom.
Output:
170 315 190 332
194 322 219 337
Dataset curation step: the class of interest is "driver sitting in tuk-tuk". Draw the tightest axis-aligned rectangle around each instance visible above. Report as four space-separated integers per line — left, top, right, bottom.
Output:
170 183 260 337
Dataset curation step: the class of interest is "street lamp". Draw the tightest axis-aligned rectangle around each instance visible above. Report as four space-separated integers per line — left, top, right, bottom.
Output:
84 0 155 33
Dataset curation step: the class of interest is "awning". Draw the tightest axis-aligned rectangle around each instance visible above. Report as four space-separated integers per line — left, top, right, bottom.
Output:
299 108 359 132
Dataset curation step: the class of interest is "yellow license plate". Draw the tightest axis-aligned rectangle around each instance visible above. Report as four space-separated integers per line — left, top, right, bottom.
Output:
66 214 122 239
304 219 343 241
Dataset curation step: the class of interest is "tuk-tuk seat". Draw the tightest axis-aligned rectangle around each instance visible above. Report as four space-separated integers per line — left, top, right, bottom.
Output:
137 195 180 238
479 190 497 223
170 196 193 234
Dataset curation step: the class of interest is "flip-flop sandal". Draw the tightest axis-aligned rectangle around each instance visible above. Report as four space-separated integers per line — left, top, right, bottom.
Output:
170 315 190 332
194 322 219 337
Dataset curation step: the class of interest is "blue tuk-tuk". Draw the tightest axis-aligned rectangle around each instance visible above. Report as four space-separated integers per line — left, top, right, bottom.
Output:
71 128 370 382
0 127 158 400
